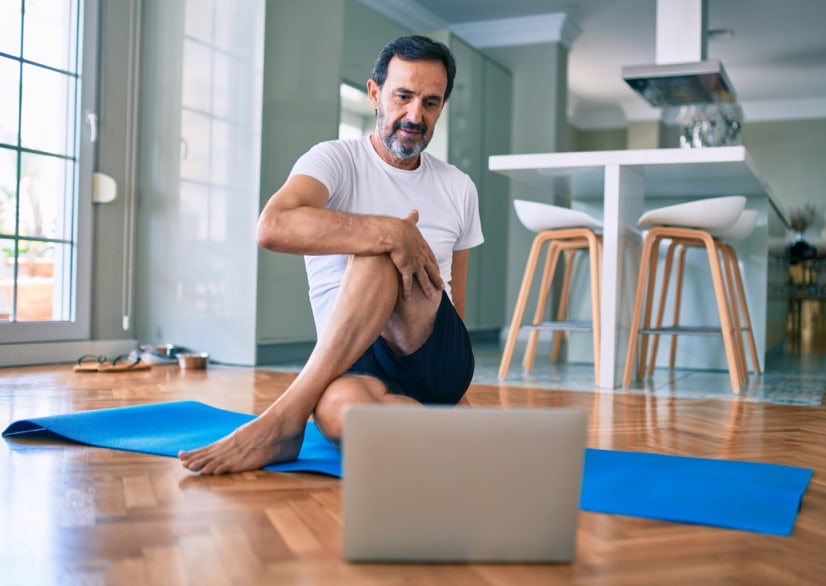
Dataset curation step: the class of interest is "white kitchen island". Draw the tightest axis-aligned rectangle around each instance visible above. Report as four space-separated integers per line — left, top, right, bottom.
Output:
489 146 789 390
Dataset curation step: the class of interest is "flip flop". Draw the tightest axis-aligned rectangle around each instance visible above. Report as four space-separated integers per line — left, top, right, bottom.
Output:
73 355 108 373
96 354 152 373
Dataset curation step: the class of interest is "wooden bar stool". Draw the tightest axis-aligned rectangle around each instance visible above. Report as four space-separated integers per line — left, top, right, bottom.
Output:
622 196 748 393
646 209 762 377
499 200 602 384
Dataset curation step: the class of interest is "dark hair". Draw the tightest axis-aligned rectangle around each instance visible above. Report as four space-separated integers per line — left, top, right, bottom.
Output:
370 35 457 100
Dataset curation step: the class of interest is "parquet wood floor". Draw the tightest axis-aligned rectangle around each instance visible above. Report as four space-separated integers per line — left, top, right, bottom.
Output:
1 361 824 585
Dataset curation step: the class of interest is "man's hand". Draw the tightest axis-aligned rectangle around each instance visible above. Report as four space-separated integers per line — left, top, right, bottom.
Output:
390 210 444 300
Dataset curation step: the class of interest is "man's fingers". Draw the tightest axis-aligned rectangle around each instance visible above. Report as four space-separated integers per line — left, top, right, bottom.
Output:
401 272 414 301
415 265 445 300
394 210 443 300
415 272 436 300
421 249 444 293
427 262 444 291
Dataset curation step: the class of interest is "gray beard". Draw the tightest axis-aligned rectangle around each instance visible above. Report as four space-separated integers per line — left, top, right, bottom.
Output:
376 106 428 161
383 132 424 160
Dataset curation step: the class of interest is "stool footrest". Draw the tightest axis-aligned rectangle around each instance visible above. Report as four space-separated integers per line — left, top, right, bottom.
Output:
639 325 721 336
522 321 593 333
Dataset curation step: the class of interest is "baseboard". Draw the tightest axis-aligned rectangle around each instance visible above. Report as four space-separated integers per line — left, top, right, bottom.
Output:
256 341 315 366
468 328 501 344
0 339 139 368
256 329 506 367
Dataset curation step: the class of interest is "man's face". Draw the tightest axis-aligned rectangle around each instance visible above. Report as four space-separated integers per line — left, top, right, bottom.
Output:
367 56 448 168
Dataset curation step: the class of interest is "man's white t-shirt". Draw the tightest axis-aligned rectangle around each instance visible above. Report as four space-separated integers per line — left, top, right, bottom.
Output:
289 136 484 335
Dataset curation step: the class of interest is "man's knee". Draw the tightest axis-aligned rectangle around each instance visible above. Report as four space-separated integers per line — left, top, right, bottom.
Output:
314 376 385 444
313 386 348 445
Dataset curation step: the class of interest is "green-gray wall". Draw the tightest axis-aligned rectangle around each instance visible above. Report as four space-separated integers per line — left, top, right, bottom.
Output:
743 118 826 239
483 42 570 327
255 0 350 349
93 0 146 342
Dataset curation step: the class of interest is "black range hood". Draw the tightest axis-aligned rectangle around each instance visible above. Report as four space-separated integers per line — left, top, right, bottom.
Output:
622 0 736 108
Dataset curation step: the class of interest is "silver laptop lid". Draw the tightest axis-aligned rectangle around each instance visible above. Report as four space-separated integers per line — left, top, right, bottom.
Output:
342 406 588 563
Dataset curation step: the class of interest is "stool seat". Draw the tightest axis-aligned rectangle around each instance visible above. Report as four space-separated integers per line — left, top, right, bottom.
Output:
514 199 603 231
637 195 746 232
500 200 602 383
712 209 759 242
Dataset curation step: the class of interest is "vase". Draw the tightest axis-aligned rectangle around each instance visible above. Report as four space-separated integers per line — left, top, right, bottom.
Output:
789 231 816 264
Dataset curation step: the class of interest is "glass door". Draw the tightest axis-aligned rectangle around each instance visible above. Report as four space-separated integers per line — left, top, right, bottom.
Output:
0 0 96 342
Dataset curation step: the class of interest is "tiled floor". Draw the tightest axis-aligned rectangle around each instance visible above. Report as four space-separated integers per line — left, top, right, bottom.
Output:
266 335 825 407
474 338 826 407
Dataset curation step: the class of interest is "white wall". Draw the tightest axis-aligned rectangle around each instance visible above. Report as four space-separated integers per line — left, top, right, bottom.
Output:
136 0 265 364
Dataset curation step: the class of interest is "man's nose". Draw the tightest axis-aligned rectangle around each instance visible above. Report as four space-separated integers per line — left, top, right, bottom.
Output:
404 100 424 124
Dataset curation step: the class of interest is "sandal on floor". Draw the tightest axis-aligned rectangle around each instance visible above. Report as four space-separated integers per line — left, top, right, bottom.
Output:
73 355 108 373
97 354 151 373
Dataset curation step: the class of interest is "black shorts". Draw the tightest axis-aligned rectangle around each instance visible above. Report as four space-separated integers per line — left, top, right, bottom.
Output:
345 291 474 405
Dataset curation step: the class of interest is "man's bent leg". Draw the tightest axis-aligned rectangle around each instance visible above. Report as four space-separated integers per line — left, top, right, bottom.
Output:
313 374 420 448
179 254 441 474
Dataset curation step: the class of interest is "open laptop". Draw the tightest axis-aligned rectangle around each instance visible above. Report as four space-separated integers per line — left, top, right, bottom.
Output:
342 405 588 563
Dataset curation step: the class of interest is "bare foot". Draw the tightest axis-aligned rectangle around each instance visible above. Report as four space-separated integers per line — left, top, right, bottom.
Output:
178 413 305 475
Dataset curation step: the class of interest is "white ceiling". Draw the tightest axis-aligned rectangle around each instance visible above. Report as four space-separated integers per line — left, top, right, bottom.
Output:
358 0 826 128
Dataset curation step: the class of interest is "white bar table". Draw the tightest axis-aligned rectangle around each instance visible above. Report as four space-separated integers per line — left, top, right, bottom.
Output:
489 146 786 389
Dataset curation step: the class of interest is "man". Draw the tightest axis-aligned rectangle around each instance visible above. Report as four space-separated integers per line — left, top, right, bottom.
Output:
179 35 484 475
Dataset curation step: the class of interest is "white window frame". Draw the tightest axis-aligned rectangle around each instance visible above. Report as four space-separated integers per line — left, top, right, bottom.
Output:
0 0 98 344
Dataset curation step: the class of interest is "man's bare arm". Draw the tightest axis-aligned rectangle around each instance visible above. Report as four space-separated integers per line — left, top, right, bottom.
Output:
257 174 443 299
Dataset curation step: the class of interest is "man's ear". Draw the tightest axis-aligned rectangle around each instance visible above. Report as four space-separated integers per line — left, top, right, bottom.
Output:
367 79 380 108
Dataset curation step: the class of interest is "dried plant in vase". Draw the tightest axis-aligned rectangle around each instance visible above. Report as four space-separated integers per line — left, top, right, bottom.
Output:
788 204 816 238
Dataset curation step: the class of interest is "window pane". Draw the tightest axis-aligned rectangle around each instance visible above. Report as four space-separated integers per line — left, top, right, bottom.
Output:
48 239 73 321
0 237 13 321
0 147 17 237
14 239 72 321
20 63 76 155
0 238 75 323
0 1 22 57
19 152 73 241
22 0 78 73
0 57 20 145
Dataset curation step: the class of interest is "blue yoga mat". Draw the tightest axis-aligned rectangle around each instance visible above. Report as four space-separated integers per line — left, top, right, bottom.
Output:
2 401 342 477
3 400 812 536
